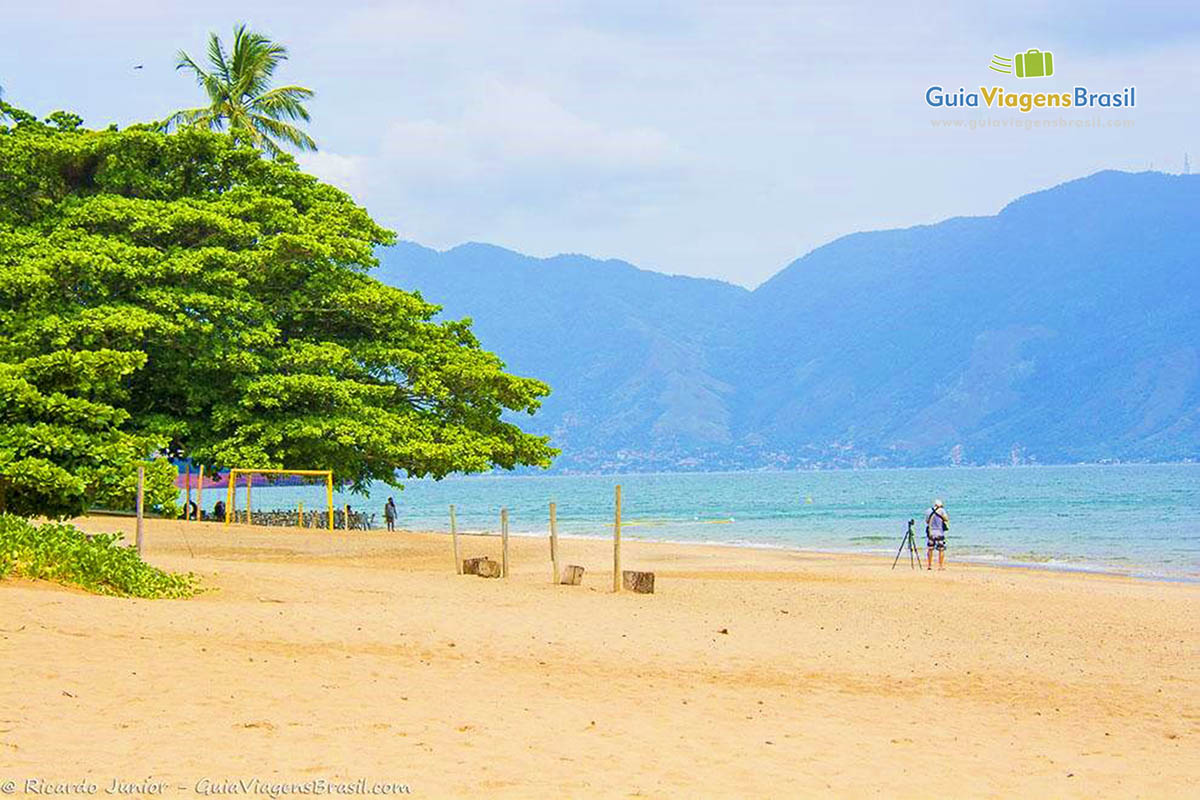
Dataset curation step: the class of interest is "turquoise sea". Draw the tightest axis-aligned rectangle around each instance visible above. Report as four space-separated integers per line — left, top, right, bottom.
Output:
205 464 1200 580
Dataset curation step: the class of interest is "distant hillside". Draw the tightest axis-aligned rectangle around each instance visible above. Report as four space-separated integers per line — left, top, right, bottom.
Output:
374 244 749 469
377 171 1200 470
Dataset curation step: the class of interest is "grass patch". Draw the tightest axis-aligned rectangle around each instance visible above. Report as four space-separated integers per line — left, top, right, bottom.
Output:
0 514 198 598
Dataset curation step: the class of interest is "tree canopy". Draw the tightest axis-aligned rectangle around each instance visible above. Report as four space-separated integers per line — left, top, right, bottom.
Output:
0 104 555 518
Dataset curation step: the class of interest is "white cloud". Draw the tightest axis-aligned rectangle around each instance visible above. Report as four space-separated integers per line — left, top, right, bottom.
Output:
379 79 682 182
296 151 371 199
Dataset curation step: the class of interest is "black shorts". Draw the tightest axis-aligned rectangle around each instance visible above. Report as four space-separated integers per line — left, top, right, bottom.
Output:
927 535 946 551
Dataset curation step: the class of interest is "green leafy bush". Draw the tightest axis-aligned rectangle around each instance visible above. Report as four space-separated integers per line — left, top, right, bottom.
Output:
0 513 197 598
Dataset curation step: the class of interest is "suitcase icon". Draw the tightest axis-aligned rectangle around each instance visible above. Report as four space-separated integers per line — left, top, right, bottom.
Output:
1014 49 1053 78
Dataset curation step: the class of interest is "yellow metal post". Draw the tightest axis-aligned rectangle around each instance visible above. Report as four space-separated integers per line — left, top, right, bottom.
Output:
220 468 333 528
326 474 334 532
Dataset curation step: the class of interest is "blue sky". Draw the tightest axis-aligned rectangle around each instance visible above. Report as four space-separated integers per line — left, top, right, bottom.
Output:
1 1 1196 286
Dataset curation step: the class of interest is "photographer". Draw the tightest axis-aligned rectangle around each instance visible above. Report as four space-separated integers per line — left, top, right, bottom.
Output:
926 499 949 570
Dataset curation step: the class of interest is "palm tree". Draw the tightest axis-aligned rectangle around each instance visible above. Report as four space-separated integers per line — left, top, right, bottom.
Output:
167 24 316 156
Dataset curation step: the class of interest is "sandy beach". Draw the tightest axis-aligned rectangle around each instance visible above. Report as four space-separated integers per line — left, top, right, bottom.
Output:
1 516 1197 798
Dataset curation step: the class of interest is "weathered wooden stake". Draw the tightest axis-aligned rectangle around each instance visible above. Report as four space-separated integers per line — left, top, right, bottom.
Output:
501 507 510 578
613 484 622 592
561 565 585 585
298 501 304 528
196 465 205 522
549 501 559 585
344 503 351 530
450 505 461 574
135 465 145 557
245 474 253 525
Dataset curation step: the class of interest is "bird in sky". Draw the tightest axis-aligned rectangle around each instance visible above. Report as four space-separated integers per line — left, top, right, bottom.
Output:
133 65 143 70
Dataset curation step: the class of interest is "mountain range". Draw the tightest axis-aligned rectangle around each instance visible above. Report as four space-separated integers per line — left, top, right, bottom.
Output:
376 170 1200 471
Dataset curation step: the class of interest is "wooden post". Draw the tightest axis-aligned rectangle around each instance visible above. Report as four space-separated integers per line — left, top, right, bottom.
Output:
613 484 622 592
345 503 351 530
450 505 461 574
298 501 304 528
135 465 145 557
185 463 192 520
224 472 235 526
326 474 334 531
501 507 509 578
549 501 559 585
245 474 253 525
196 465 205 522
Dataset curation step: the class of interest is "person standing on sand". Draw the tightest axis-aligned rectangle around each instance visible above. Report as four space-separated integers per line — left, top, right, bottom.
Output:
384 497 397 532
926 499 949 570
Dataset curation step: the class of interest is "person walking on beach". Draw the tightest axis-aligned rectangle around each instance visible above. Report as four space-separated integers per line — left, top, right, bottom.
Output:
926 499 949 570
384 497 397 532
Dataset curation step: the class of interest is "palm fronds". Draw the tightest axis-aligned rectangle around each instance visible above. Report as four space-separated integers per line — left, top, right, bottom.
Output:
166 24 316 155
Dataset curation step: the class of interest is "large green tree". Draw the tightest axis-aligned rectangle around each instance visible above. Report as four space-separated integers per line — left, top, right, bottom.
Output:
167 24 316 156
0 105 555 517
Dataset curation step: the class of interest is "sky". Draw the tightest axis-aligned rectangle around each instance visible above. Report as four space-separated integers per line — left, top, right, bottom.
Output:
1 1 1197 287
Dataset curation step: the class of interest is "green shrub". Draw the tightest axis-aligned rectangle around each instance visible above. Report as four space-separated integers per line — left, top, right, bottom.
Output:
0 514 198 598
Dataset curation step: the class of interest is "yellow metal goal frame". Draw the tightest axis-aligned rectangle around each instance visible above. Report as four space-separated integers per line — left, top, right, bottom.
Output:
224 469 334 531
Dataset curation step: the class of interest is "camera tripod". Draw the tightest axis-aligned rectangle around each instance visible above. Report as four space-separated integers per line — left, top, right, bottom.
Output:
891 519 923 570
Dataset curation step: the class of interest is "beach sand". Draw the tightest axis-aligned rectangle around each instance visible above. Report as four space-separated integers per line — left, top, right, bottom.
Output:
1 516 1197 798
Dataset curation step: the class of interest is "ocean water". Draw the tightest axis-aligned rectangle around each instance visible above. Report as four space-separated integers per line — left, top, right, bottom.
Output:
203 464 1200 580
